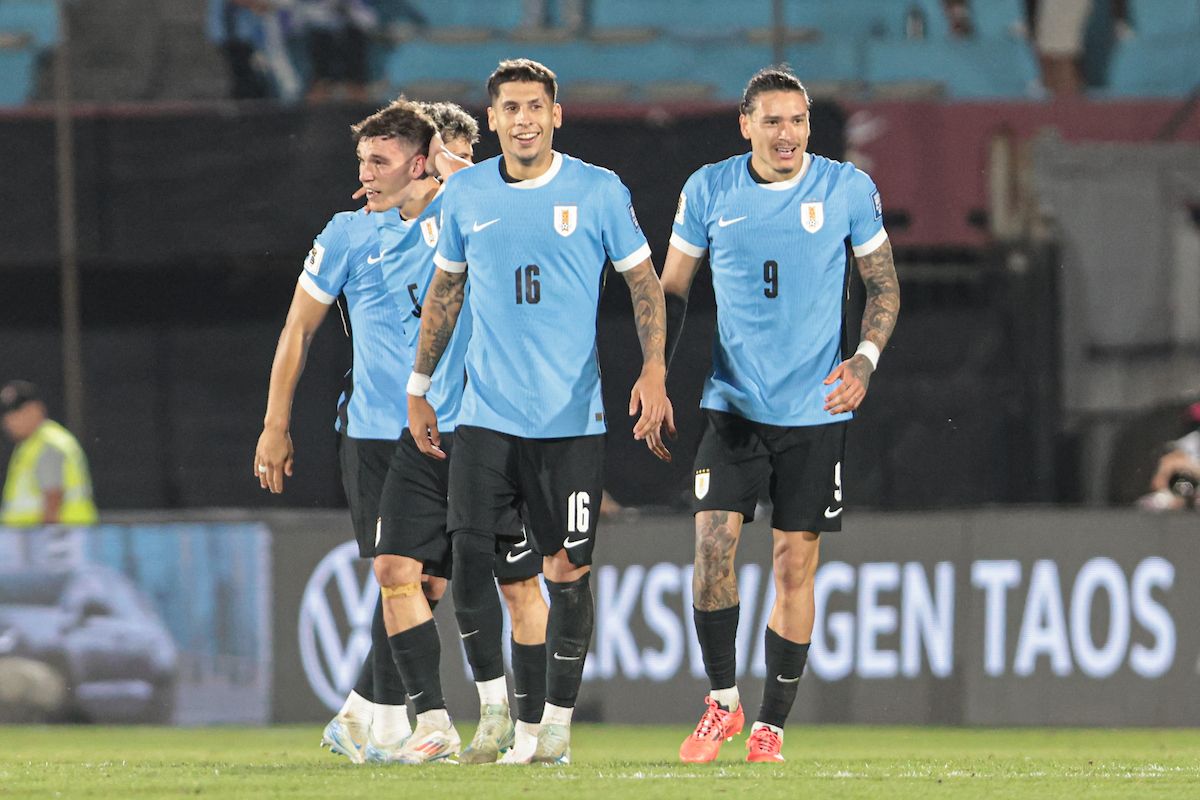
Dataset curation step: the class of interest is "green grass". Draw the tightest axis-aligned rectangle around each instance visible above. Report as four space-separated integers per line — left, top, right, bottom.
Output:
1 724 1198 799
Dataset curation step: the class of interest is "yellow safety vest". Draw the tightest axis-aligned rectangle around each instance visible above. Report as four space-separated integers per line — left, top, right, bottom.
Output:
1 420 98 526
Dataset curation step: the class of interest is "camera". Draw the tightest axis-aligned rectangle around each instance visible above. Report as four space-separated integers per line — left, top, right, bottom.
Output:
1168 471 1198 509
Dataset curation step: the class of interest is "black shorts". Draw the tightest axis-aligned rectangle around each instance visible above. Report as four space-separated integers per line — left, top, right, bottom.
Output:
448 426 605 567
338 435 398 559
692 411 847 532
379 430 540 581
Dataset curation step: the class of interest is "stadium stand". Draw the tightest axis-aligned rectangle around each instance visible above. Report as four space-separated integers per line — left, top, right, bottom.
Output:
0 0 56 106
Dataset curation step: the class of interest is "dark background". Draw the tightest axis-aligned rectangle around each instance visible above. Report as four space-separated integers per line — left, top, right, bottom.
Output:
0 101 1057 512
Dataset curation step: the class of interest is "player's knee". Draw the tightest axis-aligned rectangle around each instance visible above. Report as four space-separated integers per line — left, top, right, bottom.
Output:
543 550 587 584
374 554 421 587
772 542 819 593
451 529 497 607
423 575 447 603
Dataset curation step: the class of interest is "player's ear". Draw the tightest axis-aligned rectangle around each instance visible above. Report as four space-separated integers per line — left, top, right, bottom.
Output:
552 102 562 129
739 113 752 141
486 106 497 132
412 153 427 179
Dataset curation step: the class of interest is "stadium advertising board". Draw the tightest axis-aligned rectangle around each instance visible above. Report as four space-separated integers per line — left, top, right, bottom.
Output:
276 510 1198 726
0 524 271 725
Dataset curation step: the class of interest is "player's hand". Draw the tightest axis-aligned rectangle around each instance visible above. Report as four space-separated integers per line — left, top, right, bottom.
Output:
408 394 446 460
253 427 294 494
629 365 675 462
823 354 873 415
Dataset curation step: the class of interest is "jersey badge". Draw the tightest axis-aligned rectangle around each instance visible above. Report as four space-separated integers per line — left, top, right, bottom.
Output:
694 468 710 499
800 201 824 233
872 190 883 220
554 205 578 237
627 203 641 233
304 241 326 274
674 192 687 224
420 217 439 248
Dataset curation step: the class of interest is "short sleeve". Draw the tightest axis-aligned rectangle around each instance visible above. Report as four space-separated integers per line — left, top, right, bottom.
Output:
434 181 467 274
668 169 709 258
600 176 651 273
34 445 65 491
297 218 352 305
847 168 887 257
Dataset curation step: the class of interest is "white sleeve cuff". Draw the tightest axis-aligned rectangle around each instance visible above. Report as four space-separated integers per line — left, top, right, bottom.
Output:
669 232 707 258
851 228 888 257
611 242 652 273
298 272 336 305
433 253 467 274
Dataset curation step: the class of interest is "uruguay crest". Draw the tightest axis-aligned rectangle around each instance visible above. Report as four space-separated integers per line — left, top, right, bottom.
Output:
421 217 439 248
694 469 710 499
800 201 824 233
554 205 577 237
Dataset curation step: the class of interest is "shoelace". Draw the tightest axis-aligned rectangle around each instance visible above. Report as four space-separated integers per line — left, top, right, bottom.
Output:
692 700 728 739
749 727 781 753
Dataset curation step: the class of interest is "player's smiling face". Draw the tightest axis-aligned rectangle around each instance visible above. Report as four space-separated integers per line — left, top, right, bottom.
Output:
740 89 811 181
487 80 561 178
357 135 424 212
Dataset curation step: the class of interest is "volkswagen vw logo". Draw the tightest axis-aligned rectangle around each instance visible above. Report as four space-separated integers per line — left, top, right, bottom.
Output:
298 541 379 711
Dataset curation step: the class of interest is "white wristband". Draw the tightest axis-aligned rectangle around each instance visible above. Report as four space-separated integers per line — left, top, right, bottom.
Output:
406 372 432 397
855 341 881 370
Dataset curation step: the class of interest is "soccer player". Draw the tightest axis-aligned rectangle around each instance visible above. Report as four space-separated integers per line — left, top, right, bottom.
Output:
662 66 900 763
406 58 673 764
359 101 551 766
253 100 441 763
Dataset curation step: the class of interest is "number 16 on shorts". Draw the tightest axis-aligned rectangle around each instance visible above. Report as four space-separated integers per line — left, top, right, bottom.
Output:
566 491 591 540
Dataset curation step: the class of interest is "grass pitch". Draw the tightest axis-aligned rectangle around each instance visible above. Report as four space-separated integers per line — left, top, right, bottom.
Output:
1 724 1198 799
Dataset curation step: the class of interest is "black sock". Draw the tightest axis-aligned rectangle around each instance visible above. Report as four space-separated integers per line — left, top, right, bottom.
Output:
757 627 809 729
545 573 594 708
352 649 375 703
451 530 505 682
693 604 740 693
387 619 445 715
511 639 547 724
371 599 407 705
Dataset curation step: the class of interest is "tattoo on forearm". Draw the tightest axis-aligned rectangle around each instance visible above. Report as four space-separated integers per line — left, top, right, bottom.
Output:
694 511 739 610
624 265 667 366
857 239 900 351
414 270 466 375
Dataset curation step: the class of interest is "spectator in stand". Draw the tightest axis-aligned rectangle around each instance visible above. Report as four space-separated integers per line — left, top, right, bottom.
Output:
1021 0 1130 95
207 0 302 102
520 0 590 34
294 0 379 103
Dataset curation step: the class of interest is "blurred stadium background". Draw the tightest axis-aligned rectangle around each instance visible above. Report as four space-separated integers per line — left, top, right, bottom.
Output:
1 0 1199 732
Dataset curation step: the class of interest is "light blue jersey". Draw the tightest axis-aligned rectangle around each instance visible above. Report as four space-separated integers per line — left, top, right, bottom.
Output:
671 152 887 427
297 209 409 439
375 192 470 432
435 152 651 438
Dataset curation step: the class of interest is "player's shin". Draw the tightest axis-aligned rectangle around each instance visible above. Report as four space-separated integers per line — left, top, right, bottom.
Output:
543 571 593 711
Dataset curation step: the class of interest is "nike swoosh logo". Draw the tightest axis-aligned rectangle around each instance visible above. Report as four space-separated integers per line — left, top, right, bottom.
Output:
472 218 500 232
514 693 527 699
367 250 388 264
409 691 424 699
553 652 582 661
563 536 589 549
776 674 801 684
717 215 747 227
824 506 842 519
505 549 532 564
460 629 479 639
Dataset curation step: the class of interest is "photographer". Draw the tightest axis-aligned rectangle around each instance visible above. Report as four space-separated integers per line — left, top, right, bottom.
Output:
1140 402 1200 511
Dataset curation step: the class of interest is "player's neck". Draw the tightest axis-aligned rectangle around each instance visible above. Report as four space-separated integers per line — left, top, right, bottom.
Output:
501 150 554 182
397 179 439 220
748 153 803 184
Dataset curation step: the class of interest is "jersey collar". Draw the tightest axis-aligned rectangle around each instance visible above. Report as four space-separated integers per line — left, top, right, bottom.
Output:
504 151 563 190
753 151 812 192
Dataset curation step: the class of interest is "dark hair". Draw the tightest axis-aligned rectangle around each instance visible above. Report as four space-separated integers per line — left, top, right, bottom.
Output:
486 58 558 103
416 100 480 144
740 65 810 116
351 98 436 153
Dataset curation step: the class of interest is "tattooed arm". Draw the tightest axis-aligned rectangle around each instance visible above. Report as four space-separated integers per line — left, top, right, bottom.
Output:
823 238 900 415
621 259 675 462
407 267 467 459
